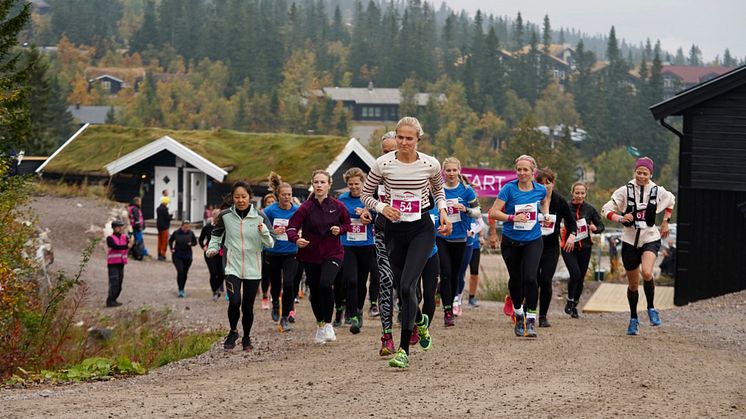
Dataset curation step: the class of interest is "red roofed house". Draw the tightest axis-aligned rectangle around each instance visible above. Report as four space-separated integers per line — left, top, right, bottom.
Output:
661 65 733 99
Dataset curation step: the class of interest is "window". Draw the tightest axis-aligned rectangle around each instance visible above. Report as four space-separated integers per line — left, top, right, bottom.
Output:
101 81 111 90
663 78 673 88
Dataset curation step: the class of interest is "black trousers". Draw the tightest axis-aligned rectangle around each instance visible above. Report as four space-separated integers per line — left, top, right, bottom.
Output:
261 251 270 295
436 237 467 310
304 259 342 323
204 253 224 293
343 245 375 317
266 253 298 317
537 240 560 317
107 264 124 304
501 237 543 312
172 257 193 291
225 275 260 336
563 245 593 302
420 253 439 325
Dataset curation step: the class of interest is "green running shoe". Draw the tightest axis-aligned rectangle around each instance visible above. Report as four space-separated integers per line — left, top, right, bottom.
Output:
388 348 409 368
417 314 432 351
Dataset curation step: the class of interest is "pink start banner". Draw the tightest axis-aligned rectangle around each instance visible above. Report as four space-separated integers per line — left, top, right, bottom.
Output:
460 168 516 198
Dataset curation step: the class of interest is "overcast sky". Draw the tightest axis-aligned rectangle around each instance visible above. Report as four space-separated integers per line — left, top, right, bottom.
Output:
447 0 745 62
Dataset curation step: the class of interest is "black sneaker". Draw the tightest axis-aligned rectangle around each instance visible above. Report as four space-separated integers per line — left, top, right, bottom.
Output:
105 301 122 308
279 317 291 332
224 330 239 350
538 316 551 327
349 316 361 334
571 307 580 319
242 336 252 351
271 303 280 322
564 299 574 315
526 317 537 337
333 310 344 327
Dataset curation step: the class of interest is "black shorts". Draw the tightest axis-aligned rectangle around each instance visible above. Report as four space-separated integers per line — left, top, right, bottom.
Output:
621 240 661 271
469 247 481 275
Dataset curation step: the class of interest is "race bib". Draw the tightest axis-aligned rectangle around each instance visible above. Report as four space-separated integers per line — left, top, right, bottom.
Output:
541 214 557 236
273 218 289 241
634 203 648 229
446 198 462 223
346 219 367 242
513 203 538 231
391 190 422 222
576 218 589 240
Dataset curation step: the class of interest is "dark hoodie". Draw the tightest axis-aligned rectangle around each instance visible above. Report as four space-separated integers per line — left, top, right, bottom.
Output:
286 196 351 264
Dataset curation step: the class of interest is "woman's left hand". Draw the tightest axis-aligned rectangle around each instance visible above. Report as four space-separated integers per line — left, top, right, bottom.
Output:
437 209 452 235
563 234 576 252
330 226 341 236
660 221 670 238
360 210 372 225
590 223 598 233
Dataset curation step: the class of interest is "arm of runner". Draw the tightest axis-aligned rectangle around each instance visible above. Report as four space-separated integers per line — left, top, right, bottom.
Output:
206 212 225 257
286 203 307 244
590 205 605 234
602 186 631 224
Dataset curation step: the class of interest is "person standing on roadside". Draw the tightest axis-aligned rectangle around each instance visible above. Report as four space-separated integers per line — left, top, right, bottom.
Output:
156 196 171 261
169 221 198 298
106 219 134 307
128 196 149 259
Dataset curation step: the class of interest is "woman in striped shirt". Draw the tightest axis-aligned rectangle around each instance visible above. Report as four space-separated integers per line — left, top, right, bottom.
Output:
361 117 452 369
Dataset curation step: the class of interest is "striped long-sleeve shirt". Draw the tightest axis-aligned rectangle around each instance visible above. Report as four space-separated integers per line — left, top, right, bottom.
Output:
361 151 447 215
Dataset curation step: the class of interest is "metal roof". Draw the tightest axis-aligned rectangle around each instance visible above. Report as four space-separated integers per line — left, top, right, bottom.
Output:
67 105 115 125
322 87 430 106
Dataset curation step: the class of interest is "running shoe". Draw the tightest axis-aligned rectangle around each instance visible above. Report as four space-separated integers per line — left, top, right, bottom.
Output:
261 295 270 310
571 306 580 319
444 309 455 327
514 313 525 337
279 317 290 332
417 315 432 351
538 316 551 328
314 325 326 344
468 297 479 308
294 297 300 304
379 333 395 356
350 316 361 334
271 303 280 322
288 309 296 323
369 303 380 317
626 318 640 336
453 298 462 317
224 330 239 350
388 348 409 368
526 317 537 338
323 323 337 342
647 308 662 326
344 313 352 325
212 292 220 302
333 310 343 328
178 290 186 298
564 299 574 315
242 336 253 352
409 328 419 345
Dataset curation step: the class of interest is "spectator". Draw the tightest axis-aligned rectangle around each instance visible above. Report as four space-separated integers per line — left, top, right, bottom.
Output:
128 197 149 258
156 196 172 261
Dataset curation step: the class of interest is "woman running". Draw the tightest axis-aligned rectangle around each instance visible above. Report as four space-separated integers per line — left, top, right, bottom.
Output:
169 220 198 298
466 216 487 308
535 168 577 327
361 116 451 368
260 192 277 310
339 167 376 334
199 209 225 301
561 181 604 318
602 157 675 335
488 155 549 338
206 181 274 351
263 173 300 332
438 157 480 326
287 170 351 344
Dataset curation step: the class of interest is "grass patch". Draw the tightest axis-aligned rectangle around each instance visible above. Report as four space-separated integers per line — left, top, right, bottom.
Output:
32 177 111 199
43 125 348 183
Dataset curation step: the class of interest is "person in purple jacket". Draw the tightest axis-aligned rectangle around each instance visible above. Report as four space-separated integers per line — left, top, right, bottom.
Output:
287 169 351 345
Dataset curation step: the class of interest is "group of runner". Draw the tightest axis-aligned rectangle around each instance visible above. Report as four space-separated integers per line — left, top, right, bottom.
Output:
108 116 675 365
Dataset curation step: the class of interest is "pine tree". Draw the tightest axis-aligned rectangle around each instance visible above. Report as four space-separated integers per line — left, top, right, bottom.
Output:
723 49 736 67
0 0 32 154
130 0 157 53
512 12 523 50
674 47 686 65
688 44 701 66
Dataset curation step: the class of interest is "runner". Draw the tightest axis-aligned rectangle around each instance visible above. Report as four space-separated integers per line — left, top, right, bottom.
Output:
199 209 224 301
601 157 675 335
206 181 274 351
168 220 198 298
361 117 452 368
372 132 399 356
286 170 351 344
263 173 300 332
466 216 487 308
535 168 577 327
260 192 277 310
562 181 604 318
438 157 480 326
105 219 134 307
339 167 376 334
488 155 549 338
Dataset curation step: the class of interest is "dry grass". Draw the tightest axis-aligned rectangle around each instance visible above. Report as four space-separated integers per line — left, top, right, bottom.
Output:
32 178 111 199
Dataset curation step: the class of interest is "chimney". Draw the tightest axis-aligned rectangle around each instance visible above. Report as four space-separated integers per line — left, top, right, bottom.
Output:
368 81 374 91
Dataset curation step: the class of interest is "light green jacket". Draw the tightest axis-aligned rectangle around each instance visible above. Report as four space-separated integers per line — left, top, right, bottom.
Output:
208 205 273 280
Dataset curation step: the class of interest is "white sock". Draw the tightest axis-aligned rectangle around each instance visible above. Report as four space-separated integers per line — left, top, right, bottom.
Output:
526 311 537 320
514 306 524 316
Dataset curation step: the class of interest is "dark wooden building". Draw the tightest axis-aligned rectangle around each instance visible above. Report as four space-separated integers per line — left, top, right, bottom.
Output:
320 83 433 122
650 65 746 305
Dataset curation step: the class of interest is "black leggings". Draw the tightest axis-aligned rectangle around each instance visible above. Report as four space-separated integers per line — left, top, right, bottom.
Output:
368 250 380 305
334 268 346 313
375 229 397 332
537 239 560 317
204 253 224 293
386 216 434 354
436 237 467 310
304 259 342 323
469 248 481 276
420 253 439 325
266 253 298 317
501 237 543 312
107 264 124 305
343 245 375 317
563 245 593 302
225 275 260 336
172 257 193 291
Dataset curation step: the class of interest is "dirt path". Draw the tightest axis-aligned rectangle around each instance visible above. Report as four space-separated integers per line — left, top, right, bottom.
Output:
2 196 744 418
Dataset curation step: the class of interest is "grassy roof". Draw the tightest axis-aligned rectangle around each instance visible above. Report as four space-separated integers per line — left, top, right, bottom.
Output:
44 125 348 184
